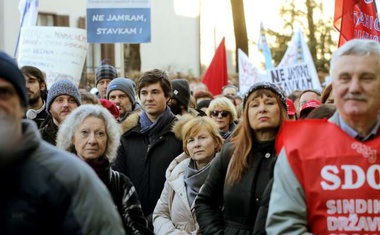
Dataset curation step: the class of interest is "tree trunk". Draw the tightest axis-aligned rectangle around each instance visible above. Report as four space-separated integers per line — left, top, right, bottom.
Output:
230 0 248 73
123 44 141 74
305 0 317 64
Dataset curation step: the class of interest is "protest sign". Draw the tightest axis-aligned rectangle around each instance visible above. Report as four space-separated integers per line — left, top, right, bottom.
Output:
238 49 268 94
86 0 151 43
17 26 87 88
268 62 319 96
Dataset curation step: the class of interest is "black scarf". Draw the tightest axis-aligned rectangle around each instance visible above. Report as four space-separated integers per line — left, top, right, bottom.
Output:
184 159 213 207
85 157 110 185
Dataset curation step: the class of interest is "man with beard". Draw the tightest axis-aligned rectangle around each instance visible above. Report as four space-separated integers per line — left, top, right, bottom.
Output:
0 51 125 234
169 79 205 116
40 79 81 145
106 77 141 122
21 66 48 128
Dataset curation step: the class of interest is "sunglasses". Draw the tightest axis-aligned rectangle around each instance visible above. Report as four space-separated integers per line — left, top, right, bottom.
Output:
210 110 230 117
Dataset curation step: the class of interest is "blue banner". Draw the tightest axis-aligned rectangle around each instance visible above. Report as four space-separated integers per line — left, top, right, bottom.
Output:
86 8 151 43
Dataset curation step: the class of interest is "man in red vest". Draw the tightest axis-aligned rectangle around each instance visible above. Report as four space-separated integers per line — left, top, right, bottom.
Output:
266 39 380 234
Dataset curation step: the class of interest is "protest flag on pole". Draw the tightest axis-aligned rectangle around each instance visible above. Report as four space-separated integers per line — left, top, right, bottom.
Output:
273 28 322 95
14 0 39 57
238 49 268 94
334 0 379 47
257 21 274 70
202 37 228 96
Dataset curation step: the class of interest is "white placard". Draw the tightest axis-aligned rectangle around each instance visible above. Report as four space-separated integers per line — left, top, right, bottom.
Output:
17 26 88 88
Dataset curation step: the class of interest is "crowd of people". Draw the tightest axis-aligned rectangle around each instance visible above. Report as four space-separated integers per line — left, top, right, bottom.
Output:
1 38 379 234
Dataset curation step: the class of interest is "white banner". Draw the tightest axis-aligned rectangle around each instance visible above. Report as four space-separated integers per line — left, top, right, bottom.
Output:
277 28 321 93
17 26 87 89
268 62 320 96
238 48 269 94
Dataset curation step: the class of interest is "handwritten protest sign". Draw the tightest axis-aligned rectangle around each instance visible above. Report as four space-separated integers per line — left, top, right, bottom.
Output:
86 0 151 43
17 26 87 88
268 62 317 96
238 49 269 94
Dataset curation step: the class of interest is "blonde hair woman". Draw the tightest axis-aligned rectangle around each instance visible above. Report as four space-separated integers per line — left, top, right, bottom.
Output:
206 97 238 139
153 115 224 234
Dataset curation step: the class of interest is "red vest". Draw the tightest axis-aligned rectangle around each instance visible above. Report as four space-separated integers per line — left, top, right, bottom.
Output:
278 119 380 235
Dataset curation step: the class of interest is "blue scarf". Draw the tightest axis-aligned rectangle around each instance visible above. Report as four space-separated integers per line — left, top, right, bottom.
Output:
139 107 173 143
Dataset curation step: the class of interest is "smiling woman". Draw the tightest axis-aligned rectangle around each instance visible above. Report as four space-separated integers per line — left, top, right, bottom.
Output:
56 104 153 235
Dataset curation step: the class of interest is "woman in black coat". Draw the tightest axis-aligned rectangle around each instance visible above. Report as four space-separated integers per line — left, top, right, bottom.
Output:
57 104 153 235
194 82 288 235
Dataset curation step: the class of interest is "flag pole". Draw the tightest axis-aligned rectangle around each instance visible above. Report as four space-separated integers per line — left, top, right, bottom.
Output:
374 0 380 31
13 0 29 59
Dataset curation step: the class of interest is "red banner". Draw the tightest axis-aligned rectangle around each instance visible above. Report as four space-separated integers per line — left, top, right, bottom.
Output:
334 0 380 47
202 38 228 96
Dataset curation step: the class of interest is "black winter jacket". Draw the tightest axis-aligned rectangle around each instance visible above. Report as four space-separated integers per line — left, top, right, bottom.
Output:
195 140 277 235
113 111 183 221
39 117 58 145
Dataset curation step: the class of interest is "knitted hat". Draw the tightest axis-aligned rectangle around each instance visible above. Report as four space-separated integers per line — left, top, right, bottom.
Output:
99 99 120 119
95 64 117 85
0 51 28 107
46 79 81 114
242 82 287 110
106 77 136 105
171 79 190 108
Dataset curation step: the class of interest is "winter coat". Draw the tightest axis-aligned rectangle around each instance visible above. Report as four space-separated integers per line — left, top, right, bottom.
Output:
0 120 125 235
39 117 58 145
86 157 153 235
113 111 183 221
195 140 277 235
153 153 199 235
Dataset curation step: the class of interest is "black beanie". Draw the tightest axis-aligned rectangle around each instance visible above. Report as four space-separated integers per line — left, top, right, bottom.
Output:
0 51 28 107
171 79 190 108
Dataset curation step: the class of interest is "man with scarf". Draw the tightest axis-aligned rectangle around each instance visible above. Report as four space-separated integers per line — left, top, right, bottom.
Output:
113 69 182 228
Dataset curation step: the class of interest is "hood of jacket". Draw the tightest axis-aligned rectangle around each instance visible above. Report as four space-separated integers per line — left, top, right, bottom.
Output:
1 120 40 166
120 110 142 134
165 152 190 181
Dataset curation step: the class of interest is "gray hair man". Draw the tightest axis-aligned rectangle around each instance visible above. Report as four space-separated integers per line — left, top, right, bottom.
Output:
266 39 380 234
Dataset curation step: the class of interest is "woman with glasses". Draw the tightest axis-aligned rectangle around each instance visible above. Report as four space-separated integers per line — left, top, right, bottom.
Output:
153 115 224 234
206 97 238 139
195 82 288 235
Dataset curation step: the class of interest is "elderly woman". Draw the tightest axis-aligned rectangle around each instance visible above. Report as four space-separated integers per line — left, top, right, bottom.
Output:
206 97 238 139
153 114 224 235
56 104 153 235
194 82 288 235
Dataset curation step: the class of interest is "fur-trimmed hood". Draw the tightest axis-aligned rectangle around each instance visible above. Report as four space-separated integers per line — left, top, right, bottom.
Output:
120 110 142 134
172 114 195 140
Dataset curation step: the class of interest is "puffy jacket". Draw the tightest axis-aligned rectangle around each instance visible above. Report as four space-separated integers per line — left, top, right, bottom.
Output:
153 153 199 235
0 120 125 235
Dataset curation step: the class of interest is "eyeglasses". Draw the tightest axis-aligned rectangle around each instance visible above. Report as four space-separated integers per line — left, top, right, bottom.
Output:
210 110 230 117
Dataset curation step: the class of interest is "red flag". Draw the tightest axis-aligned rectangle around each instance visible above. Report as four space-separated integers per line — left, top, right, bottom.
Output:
334 0 379 47
202 38 228 96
